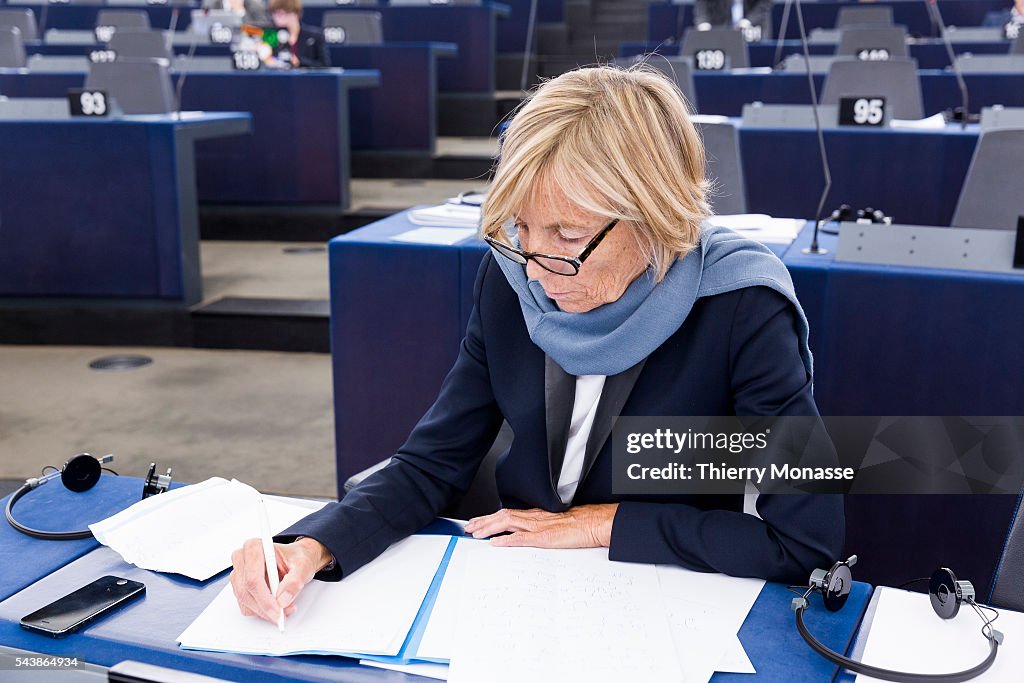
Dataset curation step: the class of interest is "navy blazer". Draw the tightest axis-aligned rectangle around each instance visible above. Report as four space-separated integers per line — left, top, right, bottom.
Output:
282 252 845 583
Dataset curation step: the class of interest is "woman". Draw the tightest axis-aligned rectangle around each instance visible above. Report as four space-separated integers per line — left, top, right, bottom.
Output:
269 0 329 68
230 65 844 625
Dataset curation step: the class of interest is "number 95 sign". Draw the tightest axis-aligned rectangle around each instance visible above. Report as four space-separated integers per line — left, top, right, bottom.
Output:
839 96 886 127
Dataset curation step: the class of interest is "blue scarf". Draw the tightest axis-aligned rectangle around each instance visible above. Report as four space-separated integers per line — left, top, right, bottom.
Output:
492 223 812 377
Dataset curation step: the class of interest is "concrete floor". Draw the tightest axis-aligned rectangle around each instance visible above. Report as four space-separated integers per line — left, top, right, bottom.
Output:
0 345 337 499
200 241 330 303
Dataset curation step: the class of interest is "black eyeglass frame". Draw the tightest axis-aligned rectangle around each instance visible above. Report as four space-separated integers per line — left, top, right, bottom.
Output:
484 218 620 276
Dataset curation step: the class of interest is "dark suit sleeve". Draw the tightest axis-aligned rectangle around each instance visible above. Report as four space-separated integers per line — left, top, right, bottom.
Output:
277 255 504 579
608 286 845 583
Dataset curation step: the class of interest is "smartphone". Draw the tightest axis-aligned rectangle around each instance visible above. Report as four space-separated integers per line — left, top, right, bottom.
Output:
20 576 145 638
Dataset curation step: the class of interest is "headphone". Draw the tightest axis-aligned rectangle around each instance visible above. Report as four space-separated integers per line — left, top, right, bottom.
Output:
793 555 1004 682
5 453 173 541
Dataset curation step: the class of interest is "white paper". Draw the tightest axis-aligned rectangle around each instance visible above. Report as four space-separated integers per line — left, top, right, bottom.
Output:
706 214 805 244
360 660 449 680
446 543 683 683
416 537 473 660
391 227 478 246
177 535 452 657
889 113 948 130
89 478 324 581
407 203 482 229
855 588 1023 682
656 564 764 681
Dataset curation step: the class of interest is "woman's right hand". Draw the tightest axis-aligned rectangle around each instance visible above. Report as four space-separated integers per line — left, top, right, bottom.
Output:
229 536 333 624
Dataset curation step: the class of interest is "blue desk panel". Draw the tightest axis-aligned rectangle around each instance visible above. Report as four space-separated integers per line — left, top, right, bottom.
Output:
0 70 378 208
302 5 499 92
0 476 185 602
0 542 871 682
328 42 455 152
739 124 979 228
620 39 1013 70
689 71 1024 118
0 112 249 303
647 0 1009 42
24 42 448 152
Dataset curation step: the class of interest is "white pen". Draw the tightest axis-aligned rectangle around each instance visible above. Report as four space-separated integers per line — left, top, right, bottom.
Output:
257 494 285 633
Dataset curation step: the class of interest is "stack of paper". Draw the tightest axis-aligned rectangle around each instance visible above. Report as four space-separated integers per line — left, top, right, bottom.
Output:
706 213 805 245
855 588 1022 682
89 478 324 581
407 203 482 229
177 535 764 683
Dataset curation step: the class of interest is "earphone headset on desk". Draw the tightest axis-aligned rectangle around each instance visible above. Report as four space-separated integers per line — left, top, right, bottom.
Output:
793 555 1004 682
5 453 173 541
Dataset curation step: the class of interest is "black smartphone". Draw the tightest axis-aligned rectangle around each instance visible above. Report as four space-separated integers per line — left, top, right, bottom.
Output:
20 575 146 638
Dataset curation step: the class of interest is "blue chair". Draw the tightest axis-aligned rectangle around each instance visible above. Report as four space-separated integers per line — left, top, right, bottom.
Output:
990 493 1023 610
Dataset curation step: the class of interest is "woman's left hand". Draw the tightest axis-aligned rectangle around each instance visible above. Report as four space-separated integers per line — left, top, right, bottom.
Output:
464 504 618 549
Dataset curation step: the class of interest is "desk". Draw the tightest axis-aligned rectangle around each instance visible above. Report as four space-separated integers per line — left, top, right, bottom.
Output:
739 123 979 227
23 42 452 152
620 40 1013 70
302 4 503 93
647 0 1010 42
688 71 1024 118
0 112 250 304
0 485 872 682
0 69 378 208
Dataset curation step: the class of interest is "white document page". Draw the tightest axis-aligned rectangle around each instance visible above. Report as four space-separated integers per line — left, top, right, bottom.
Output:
360 660 449 680
656 565 764 681
177 535 451 657
416 536 473 660
89 478 324 581
855 587 1023 682
446 543 683 683
391 227 478 246
705 214 805 244
407 204 481 229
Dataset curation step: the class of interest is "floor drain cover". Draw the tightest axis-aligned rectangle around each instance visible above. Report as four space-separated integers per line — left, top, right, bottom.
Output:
88 355 153 372
282 246 327 254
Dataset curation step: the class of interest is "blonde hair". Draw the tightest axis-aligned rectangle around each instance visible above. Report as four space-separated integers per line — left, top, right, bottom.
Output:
481 64 710 281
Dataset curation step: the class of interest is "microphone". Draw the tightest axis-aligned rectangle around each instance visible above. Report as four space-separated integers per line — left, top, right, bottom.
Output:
773 0 795 69
174 16 202 120
792 0 832 255
924 0 969 129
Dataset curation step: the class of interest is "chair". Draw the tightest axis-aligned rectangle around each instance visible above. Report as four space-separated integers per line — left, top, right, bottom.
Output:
0 8 38 42
821 58 924 120
680 27 749 69
951 129 1024 230
835 5 894 29
95 9 152 30
85 59 177 115
107 30 174 61
0 27 26 69
321 10 383 45
990 494 1024 611
697 120 747 215
624 55 697 111
836 25 908 60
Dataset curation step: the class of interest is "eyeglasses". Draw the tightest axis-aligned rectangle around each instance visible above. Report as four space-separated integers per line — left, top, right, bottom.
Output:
484 218 619 276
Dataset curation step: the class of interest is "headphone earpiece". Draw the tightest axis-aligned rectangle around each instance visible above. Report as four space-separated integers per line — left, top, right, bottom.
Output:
810 555 856 612
60 453 104 493
929 567 975 620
